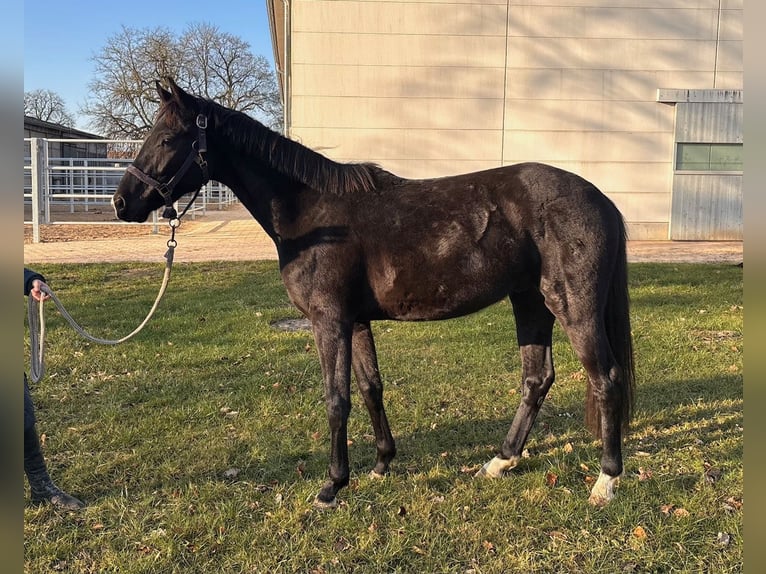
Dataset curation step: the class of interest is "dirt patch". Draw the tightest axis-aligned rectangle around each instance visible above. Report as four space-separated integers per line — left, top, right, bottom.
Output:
270 318 312 332
24 224 156 244
23 220 213 244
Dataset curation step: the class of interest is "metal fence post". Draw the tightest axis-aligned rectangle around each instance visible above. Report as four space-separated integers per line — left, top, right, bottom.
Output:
30 138 41 243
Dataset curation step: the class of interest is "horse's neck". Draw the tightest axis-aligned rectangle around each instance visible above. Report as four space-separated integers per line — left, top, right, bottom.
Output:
213 158 294 243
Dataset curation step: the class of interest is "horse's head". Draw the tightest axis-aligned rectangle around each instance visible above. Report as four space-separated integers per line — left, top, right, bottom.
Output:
113 78 210 222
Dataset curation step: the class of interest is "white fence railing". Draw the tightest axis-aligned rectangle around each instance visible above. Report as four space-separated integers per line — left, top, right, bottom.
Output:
24 138 238 243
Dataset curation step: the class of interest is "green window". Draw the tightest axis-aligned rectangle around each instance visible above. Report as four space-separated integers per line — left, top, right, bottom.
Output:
676 143 743 172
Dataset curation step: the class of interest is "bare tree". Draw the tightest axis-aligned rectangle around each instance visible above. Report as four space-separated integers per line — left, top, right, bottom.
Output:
81 25 181 138
82 23 282 138
24 89 75 127
179 23 282 128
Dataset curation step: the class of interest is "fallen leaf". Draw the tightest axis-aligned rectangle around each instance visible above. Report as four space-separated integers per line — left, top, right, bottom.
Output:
716 532 731 547
460 464 481 474
638 467 653 481
368 521 378 532
580 463 590 472
482 540 496 553
633 526 647 539
311 431 321 440
722 496 743 512
549 530 568 541
545 472 558 487
91 523 105 531
660 504 675 515
412 545 426 555
333 537 351 552
673 507 690 518
223 467 240 479
583 475 595 485
703 466 723 485
563 443 574 454
296 461 306 478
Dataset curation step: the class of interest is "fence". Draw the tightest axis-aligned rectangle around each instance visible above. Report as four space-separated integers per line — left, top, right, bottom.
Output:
24 138 238 243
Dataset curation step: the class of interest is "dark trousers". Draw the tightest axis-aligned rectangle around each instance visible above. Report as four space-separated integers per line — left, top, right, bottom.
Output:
24 374 36 431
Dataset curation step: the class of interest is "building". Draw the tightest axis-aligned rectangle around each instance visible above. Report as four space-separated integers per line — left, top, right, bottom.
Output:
267 0 743 240
24 115 107 159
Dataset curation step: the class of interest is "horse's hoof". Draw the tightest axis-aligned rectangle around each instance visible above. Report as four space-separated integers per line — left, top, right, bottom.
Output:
588 493 611 507
313 495 338 510
474 456 519 479
588 471 620 506
474 462 503 479
474 464 492 478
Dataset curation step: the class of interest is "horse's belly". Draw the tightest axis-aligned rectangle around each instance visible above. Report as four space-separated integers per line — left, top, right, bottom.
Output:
372 265 509 321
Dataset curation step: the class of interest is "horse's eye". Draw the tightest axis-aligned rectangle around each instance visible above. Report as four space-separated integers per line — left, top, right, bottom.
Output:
161 138 171 147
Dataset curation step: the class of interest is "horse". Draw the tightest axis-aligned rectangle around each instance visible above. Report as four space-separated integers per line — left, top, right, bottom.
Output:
113 78 635 509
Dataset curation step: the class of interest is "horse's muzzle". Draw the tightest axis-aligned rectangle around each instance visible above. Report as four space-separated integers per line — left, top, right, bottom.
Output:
111 194 127 220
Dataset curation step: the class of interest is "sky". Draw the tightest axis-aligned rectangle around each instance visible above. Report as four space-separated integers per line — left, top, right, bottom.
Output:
23 0 276 132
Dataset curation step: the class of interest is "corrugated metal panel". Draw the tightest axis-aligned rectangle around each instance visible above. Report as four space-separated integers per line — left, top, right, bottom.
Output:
675 102 743 143
670 174 742 240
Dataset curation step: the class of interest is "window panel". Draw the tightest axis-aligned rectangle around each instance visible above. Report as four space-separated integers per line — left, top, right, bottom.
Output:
676 143 743 172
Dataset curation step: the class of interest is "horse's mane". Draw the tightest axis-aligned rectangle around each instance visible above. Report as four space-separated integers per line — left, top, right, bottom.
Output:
160 96 381 194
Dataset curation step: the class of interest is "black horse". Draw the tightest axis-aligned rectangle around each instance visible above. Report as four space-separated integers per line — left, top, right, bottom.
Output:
113 78 635 508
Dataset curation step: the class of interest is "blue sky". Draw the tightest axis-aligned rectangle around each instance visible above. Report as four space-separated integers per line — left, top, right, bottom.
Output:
24 0 275 131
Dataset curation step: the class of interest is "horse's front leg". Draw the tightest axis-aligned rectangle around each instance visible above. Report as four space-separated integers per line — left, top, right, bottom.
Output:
312 316 354 509
351 322 396 477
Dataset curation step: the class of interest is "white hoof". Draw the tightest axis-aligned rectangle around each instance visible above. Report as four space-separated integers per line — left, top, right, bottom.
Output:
588 471 620 506
474 456 519 478
313 496 338 510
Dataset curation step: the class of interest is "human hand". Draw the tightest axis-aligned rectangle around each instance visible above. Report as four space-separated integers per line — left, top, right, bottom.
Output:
30 279 50 302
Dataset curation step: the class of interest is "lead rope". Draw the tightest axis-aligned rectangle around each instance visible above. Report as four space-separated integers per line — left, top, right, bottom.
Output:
27 218 183 383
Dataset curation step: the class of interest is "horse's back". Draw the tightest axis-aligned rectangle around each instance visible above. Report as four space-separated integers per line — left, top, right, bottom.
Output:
344 162 622 321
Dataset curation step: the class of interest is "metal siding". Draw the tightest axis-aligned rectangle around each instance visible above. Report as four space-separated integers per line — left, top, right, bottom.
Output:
675 102 743 143
670 99 743 239
671 174 742 239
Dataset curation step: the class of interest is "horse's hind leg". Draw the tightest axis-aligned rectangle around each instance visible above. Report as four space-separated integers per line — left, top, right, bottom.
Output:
476 289 556 478
351 322 396 477
562 320 626 506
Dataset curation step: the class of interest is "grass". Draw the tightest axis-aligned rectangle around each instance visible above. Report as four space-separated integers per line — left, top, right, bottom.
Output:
24 261 742 573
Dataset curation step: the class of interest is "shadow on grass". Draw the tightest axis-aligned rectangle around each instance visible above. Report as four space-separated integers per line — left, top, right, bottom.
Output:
77 371 741 504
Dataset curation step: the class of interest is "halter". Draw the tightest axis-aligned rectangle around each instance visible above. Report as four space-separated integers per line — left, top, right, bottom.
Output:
126 113 210 220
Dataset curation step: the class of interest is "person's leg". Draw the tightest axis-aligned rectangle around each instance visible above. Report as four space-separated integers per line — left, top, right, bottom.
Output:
24 375 85 510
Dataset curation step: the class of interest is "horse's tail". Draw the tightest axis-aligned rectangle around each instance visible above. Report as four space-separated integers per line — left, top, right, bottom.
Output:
585 216 635 438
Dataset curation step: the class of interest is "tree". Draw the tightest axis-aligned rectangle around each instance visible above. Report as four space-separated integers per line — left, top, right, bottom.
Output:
82 23 282 138
24 89 75 127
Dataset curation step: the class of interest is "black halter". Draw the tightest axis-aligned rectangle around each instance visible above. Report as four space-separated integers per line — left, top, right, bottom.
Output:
126 113 210 220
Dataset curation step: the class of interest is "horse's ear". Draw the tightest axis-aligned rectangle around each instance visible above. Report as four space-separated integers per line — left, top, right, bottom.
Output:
156 79 173 104
160 77 197 113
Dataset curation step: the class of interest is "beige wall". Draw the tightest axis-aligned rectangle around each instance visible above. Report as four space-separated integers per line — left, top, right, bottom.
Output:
270 0 743 239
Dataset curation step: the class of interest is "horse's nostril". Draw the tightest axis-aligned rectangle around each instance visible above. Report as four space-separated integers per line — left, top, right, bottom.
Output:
112 195 125 213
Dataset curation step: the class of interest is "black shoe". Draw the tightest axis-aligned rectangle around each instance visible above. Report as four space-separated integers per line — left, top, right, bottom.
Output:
25 425 85 510
29 478 86 510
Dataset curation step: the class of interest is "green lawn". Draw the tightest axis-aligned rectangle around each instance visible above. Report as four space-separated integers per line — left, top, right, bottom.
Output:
24 261 743 573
